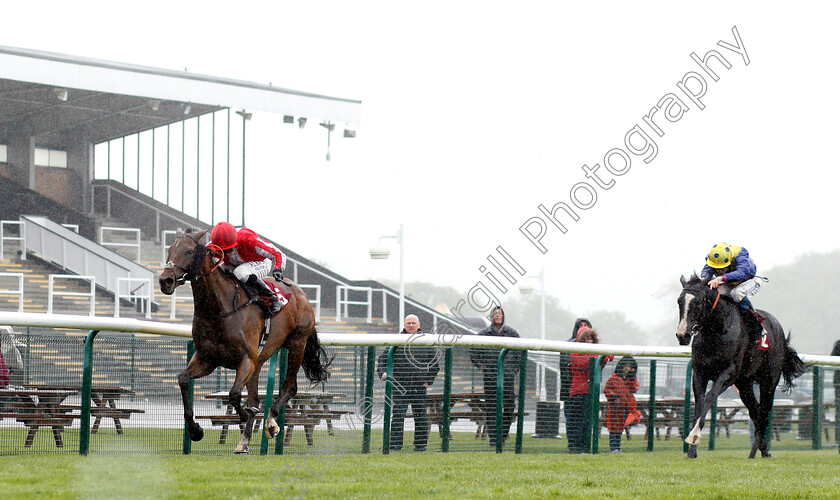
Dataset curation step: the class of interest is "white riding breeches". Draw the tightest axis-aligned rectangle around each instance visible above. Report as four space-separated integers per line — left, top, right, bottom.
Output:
233 259 272 281
721 277 762 302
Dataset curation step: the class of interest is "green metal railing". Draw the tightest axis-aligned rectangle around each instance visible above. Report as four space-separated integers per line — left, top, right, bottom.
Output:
57 333 840 456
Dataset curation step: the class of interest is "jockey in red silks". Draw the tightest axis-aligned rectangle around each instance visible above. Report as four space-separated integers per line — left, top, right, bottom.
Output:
209 222 288 316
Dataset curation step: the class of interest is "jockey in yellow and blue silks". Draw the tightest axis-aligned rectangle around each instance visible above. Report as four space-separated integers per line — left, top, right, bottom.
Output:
701 242 767 345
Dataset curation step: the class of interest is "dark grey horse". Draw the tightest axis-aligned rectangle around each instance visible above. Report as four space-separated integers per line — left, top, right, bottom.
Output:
675 275 806 458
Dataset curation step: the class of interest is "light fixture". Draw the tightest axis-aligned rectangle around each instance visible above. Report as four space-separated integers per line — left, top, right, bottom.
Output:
298 117 307 129
344 128 356 138
369 224 405 322
53 88 68 101
283 115 294 124
236 109 252 121
150 99 161 111
519 268 547 401
183 104 192 115
321 121 335 161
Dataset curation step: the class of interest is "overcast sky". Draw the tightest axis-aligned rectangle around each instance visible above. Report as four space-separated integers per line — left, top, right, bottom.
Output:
4 2 839 336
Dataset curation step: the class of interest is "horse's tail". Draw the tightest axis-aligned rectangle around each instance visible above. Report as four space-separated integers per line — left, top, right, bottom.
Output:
301 326 333 386
780 331 808 392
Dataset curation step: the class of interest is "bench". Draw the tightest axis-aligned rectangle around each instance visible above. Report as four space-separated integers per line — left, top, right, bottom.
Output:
424 410 529 440
196 409 351 446
0 411 80 447
53 405 146 434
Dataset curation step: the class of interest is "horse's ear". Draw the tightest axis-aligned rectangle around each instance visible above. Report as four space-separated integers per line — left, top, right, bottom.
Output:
196 229 209 243
176 228 184 236
680 275 687 287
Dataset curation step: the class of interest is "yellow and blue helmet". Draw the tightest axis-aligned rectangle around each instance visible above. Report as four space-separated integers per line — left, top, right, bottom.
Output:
706 243 734 269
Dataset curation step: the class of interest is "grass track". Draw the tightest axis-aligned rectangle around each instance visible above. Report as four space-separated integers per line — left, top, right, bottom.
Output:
2 449 840 499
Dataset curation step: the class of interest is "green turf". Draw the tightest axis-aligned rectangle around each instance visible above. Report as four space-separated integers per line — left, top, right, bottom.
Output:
2 448 839 499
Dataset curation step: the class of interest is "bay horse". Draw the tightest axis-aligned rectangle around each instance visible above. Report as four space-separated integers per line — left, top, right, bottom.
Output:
676 274 806 458
158 228 330 453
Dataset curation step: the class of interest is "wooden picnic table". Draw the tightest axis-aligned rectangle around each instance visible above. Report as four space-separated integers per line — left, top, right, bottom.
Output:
424 392 528 440
23 384 143 435
612 396 835 442
0 387 79 447
425 392 487 439
200 391 348 446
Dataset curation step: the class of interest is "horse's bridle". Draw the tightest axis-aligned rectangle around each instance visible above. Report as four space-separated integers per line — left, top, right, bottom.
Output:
164 233 260 319
164 233 223 285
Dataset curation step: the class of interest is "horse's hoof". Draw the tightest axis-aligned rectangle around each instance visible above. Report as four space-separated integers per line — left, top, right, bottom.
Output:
234 443 250 454
687 445 697 459
189 424 205 442
265 419 280 439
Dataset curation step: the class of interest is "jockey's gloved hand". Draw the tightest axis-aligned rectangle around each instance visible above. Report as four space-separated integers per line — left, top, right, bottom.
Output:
272 269 284 281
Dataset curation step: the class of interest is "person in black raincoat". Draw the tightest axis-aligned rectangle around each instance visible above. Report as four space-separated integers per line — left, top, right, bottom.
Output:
469 305 521 445
377 314 440 451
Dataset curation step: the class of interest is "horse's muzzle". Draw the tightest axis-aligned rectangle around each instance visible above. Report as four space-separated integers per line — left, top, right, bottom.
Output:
676 333 691 346
159 275 176 295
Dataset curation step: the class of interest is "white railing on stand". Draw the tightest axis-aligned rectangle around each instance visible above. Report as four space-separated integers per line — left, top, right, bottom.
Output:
336 285 372 323
115 277 153 319
170 281 194 320
48 274 96 316
0 220 26 260
161 230 177 265
0 272 24 313
100 226 141 262
61 224 79 233
298 284 321 323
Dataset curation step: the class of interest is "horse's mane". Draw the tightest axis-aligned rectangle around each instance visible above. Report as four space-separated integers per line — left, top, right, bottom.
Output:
682 274 709 291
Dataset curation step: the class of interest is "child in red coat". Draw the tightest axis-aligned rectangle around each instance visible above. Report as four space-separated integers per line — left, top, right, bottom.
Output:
604 356 640 453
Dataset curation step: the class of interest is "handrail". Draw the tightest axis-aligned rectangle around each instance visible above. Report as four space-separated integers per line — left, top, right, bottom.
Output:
115 277 152 319
100 226 141 262
160 230 177 265
0 272 24 312
336 285 372 322
0 220 26 260
48 274 96 316
298 284 321 323
169 281 194 320
374 285 479 334
92 182 206 241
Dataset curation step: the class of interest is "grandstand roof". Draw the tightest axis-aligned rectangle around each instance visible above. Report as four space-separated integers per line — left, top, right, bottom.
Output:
0 45 361 149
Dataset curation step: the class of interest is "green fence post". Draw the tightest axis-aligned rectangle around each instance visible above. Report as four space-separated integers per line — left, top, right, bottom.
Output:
515 350 528 454
442 347 453 452
129 333 136 394
813 365 823 450
647 360 656 452
683 360 692 454
382 346 396 454
496 348 510 453
274 349 289 455
362 346 375 454
25 327 31 385
79 330 99 456
182 340 195 455
589 356 604 454
260 349 280 455
709 398 717 451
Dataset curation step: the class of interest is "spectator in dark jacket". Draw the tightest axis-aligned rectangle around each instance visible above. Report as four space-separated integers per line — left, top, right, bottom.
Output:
377 314 440 451
560 318 592 438
470 306 521 445
832 340 840 444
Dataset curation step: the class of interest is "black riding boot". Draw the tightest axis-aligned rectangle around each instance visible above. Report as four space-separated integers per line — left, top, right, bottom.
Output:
243 275 283 317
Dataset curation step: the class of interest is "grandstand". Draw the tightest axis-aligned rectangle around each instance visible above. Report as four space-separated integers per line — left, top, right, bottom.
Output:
0 45 486 417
